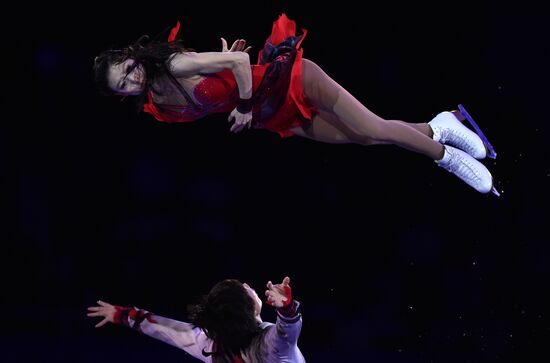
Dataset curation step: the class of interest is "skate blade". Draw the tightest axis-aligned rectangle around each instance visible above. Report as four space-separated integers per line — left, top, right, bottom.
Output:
457 104 497 159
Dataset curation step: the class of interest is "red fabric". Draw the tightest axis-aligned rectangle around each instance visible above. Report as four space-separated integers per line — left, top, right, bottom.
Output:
143 13 316 138
282 285 292 307
192 70 237 106
168 21 180 42
128 308 138 320
113 305 132 325
113 306 158 325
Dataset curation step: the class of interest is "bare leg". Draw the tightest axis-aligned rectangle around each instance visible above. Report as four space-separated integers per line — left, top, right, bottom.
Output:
291 109 379 145
394 120 432 137
300 58 443 159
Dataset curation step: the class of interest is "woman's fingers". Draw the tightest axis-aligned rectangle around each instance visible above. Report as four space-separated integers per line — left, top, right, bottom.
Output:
229 118 249 132
227 39 248 52
228 109 252 132
231 122 244 133
228 109 241 122
221 37 228 52
234 39 243 51
87 311 102 317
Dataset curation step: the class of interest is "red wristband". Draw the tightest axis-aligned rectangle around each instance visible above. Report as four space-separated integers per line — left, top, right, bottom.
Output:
113 306 157 330
113 306 133 325
282 285 292 307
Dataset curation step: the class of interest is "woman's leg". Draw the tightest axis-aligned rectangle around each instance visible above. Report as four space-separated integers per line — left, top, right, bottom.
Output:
300 58 443 159
290 109 378 145
296 59 497 194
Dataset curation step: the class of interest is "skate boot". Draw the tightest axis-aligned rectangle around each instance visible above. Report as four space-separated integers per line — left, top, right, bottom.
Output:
457 104 497 159
429 104 496 159
436 145 499 196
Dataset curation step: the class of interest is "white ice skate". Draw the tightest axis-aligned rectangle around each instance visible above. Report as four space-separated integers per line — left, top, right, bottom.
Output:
436 145 499 196
429 111 486 159
429 104 496 160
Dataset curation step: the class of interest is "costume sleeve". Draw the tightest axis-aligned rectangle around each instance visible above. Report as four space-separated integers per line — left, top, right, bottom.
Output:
114 306 212 362
263 300 302 355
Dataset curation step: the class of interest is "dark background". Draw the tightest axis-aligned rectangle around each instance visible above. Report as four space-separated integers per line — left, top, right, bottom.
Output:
9 1 549 362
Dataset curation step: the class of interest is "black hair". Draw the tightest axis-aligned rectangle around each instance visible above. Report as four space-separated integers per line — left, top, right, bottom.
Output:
187 279 262 360
93 29 192 111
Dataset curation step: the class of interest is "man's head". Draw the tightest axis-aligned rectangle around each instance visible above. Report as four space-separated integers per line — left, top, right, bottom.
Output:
188 279 263 357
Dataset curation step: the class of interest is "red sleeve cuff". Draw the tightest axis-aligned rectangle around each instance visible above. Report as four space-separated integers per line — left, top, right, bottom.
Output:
113 306 157 331
276 300 301 321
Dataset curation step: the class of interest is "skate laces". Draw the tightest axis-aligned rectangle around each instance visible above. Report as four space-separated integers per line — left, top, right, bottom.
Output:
440 149 482 186
439 127 476 156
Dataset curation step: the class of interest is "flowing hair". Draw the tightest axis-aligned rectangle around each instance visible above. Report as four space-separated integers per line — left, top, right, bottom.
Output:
187 279 262 360
93 28 193 111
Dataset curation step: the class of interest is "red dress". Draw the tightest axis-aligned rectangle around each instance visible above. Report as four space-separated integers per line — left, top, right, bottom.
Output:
143 13 316 138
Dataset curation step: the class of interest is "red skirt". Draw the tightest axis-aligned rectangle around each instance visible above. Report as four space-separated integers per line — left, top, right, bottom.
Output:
249 13 317 137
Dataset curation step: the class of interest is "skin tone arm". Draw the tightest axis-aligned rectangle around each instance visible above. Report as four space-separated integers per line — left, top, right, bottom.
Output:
169 42 253 133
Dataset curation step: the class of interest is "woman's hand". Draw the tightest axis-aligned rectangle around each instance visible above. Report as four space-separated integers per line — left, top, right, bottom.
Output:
87 300 116 328
228 108 253 133
221 38 252 53
265 276 292 308
218 38 253 131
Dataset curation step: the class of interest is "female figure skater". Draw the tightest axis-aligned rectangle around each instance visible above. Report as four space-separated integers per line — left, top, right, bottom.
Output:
87 276 305 363
94 13 498 195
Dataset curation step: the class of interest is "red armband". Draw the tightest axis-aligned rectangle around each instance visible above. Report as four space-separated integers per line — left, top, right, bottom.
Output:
113 306 156 331
113 306 134 326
